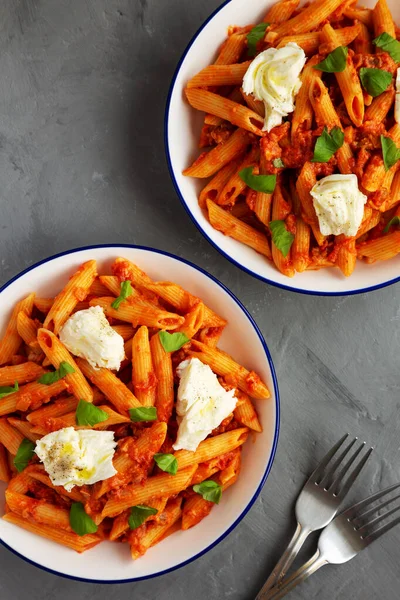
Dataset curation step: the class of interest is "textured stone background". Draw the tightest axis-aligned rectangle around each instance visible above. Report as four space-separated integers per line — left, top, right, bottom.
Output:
0 1 399 599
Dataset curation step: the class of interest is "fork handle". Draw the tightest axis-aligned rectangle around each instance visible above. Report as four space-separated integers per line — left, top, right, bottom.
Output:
260 551 327 600
256 523 311 598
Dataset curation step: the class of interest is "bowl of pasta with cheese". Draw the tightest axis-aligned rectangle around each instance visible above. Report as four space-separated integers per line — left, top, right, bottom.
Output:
0 245 279 582
165 0 400 295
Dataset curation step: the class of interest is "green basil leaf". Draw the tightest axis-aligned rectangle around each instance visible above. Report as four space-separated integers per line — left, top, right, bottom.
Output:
269 220 295 257
314 46 348 72
373 32 400 63
129 406 157 422
75 399 109 426
111 281 133 310
38 361 75 385
384 215 400 233
13 438 35 473
154 453 178 475
128 505 158 530
359 68 392 97
0 381 19 399
193 480 222 504
69 502 98 536
247 23 269 57
381 135 400 171
158 331 189 352
273 158 285 168
239 167 276 193
311 126 344 162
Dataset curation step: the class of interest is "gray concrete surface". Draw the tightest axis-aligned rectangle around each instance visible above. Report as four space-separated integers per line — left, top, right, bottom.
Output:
0 1 399 598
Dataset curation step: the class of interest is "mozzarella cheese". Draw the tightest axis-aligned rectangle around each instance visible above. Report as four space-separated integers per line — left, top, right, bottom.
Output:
310 174 367 237
172 358 237 452
35 427 117 491
59 305 124 370
395 68 400 124
242 42 306 132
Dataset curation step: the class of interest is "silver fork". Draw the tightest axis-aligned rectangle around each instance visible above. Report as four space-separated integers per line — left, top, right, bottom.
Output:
263 481 400 599
256 434 372 599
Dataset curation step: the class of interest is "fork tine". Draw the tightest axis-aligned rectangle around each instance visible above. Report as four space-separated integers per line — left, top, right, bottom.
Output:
343 482 400 520
357 502 400 537
318 437 357 489
363 514 400 546
328 441 365 494
333 445 373 498
353 493 400 528
308 433 349 484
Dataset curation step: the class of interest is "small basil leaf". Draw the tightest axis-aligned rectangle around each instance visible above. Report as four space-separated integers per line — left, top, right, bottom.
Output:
273 158 285 168
314 46 348 72
38 362 75 385
381 135 400 171
75 399 109 426
0 381 19 399
239 167 276 193
373 32 400 63
128 505 158 530
269 220 295 258
312 126 344 162
193 480 222 504
111 281 133 310
69 502 98 536
154 453 178 475
359 68 392 97
129 406 157 422
384 215 400 233
158 331 189 352
247 23 269 57
13 438 35 473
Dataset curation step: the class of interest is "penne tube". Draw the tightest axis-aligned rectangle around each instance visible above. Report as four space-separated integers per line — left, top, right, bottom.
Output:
89 296 184 330
189 339 270 399
215 32 248 65
271 184 295 277
0 362 44 387
357 230 400 260
373 0 396 39
132 326 157 407
99 275 160 311
16 312 40 349
267 0 343 41
25 464 86 502
291 56 320 141
43 260 97 334
109 497 168 541
130 498 182 559
3 512 101 552
150 333 174 423
34 297 53 314
0 443 10 482
278 25 360 56
34 405 131 434
27 395 78 424
102 465 197 518
207 199 272 258
76 358 141 413
0 293 35 366
353 22 372 55
187 61 251 88
241 88 265 117
379 170 400 213
343 6 372 27
0 380 67 416
198 156 245 209
174 428 248 470
178 302 205 339
296 162 326 246
218 145 259 206
336 236 357 277
319 24 364 127
185 88 265 136
196 326 224 348
263 0 299 23
364 89 395 123
362 124 400 192
89 279 110 297
5 491 71 531
111 324 135 341
7 418 41 443
0 419 25 455
37 329 93 402
233 390 262 432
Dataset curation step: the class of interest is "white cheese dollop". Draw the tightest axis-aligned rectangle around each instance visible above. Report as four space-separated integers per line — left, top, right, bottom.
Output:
172 358 237 452
242 42 306 132
35 427 117 491
395 67 400 124
310 174 367 237
59 306 124 370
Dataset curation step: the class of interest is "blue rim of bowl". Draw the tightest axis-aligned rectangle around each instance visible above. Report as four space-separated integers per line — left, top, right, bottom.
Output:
0 243 280 584
164 0 400 297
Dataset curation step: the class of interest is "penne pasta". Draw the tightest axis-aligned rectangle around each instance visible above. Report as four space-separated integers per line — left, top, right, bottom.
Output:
150 333 174 423
131 326 157 407
187 61 252 88
89 297 184 330
0 362 44 386
0 293 35 366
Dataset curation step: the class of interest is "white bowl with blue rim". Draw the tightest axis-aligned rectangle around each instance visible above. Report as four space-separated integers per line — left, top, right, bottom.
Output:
165 0 400 295
0 245 279 582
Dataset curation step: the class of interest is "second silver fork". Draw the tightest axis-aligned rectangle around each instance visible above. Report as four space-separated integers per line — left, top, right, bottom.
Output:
256 433 373 599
